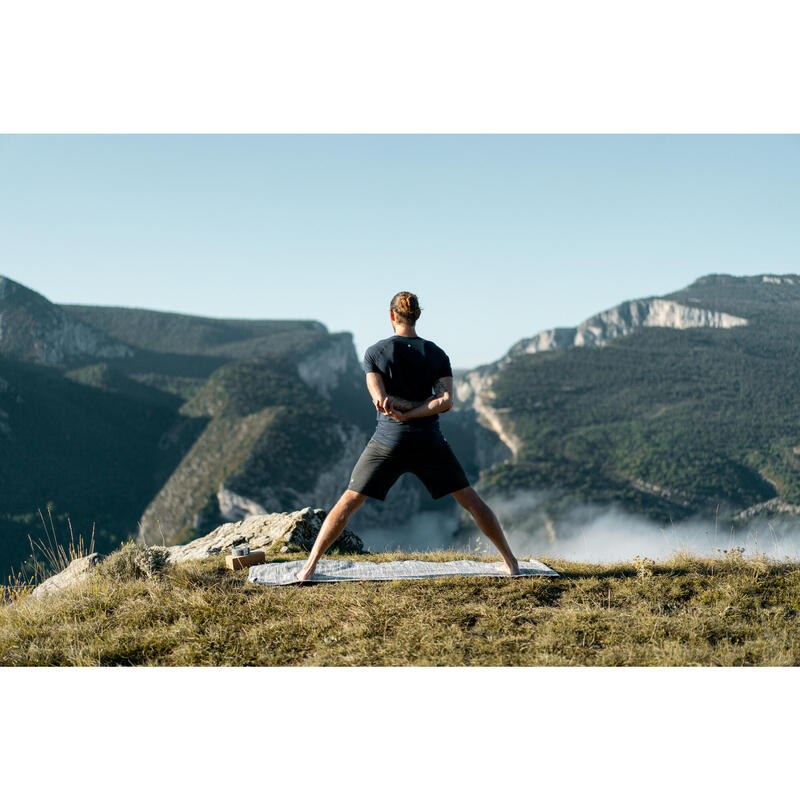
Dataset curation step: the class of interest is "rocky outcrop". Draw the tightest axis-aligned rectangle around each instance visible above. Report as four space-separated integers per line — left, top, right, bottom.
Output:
28 509 364 599
733 497 800 521
507 299 747 358
31 553 103 599
166 507 364 563
0 275 134 365
761 276 797 285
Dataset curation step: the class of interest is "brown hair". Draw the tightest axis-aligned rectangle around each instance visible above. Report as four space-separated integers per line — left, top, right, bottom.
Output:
390 291 421 325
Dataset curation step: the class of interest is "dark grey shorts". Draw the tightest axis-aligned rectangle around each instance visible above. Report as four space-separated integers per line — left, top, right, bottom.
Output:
348 437 471 501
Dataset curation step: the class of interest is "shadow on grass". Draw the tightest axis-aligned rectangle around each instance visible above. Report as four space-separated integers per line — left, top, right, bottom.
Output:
549 564 638 580
514 579 566 606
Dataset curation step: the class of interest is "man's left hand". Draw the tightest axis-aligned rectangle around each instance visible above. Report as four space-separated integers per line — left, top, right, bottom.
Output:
385 405 408 422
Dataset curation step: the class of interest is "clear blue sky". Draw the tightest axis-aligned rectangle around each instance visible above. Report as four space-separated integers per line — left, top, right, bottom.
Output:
1 135 798 368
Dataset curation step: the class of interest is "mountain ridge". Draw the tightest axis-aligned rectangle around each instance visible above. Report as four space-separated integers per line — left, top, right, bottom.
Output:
4 271 800 578
455 273 800 457
454 272 800 532
0 276 134 365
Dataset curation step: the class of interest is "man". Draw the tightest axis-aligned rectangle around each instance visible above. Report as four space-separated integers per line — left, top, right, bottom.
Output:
295 291 520 581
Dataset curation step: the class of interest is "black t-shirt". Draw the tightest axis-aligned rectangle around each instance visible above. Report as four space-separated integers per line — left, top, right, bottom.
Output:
362 335 453 446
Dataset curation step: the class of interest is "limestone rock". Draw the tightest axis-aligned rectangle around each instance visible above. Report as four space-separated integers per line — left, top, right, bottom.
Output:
296 333 358 398
166 507 365 564
506 298 748 357
31 553 103 599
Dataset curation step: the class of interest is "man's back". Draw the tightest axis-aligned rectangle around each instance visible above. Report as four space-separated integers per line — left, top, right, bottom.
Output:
362 334 452 444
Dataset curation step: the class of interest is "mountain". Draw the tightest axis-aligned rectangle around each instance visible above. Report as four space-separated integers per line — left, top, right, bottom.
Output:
5 271 800 579
0 276 134 364
0 275 495 577
0 277 370 571
456 274 800 526
60 300 498 546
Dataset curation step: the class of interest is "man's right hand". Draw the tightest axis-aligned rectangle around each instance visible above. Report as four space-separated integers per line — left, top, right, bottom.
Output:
375 395 390 414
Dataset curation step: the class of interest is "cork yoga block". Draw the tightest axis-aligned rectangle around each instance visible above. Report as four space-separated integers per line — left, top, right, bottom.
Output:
225 551 267 571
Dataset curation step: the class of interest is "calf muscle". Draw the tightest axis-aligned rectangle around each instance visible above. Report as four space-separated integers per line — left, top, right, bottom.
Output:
452 487 519 574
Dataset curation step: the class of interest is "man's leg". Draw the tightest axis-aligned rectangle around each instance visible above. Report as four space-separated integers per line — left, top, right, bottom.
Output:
296 490 367 581
451 487 520 575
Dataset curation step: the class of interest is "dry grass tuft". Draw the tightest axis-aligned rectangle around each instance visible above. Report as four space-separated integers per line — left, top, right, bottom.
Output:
0 571 36 604
18 507 97 586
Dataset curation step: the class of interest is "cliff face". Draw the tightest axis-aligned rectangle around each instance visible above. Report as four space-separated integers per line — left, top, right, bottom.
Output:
454 369 522 457
0 276 133 365
507 298 748 358
296 334 359 398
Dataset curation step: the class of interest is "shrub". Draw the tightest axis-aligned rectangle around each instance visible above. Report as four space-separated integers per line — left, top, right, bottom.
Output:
97 541 170 582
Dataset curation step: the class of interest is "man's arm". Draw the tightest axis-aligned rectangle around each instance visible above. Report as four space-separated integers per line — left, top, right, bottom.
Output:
365 372 389 413
366 373 430 415
385 377 453 422
383 394 422 412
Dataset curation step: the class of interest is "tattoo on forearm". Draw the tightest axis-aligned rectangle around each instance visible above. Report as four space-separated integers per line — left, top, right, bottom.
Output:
390 396 419 411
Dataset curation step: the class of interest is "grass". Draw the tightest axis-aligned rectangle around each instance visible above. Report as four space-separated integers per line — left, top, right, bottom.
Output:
27 508 96 580
1 508 95 605
2 547 799 666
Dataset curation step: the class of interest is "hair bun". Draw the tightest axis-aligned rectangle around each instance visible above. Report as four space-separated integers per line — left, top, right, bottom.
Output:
390 291 421 323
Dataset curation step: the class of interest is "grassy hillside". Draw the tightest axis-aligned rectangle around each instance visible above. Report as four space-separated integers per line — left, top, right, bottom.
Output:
478 275 800 523
1 549 797 666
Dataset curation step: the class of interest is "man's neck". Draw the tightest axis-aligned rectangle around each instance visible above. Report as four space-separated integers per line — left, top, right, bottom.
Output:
392 325 417 338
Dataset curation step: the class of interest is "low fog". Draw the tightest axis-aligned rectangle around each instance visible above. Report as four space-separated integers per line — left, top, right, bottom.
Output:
354 490 800 563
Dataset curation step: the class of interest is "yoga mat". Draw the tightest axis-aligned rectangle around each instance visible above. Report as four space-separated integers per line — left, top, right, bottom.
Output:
248 557 558 585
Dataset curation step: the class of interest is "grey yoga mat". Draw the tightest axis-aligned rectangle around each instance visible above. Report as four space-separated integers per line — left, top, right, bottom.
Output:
248 557 558 586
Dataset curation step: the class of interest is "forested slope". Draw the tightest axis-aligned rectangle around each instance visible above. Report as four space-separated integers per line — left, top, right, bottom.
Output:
467 275 800 525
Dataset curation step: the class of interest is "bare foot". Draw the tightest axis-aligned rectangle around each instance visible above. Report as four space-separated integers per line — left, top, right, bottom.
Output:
295 560 317 582
501 558 521 577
